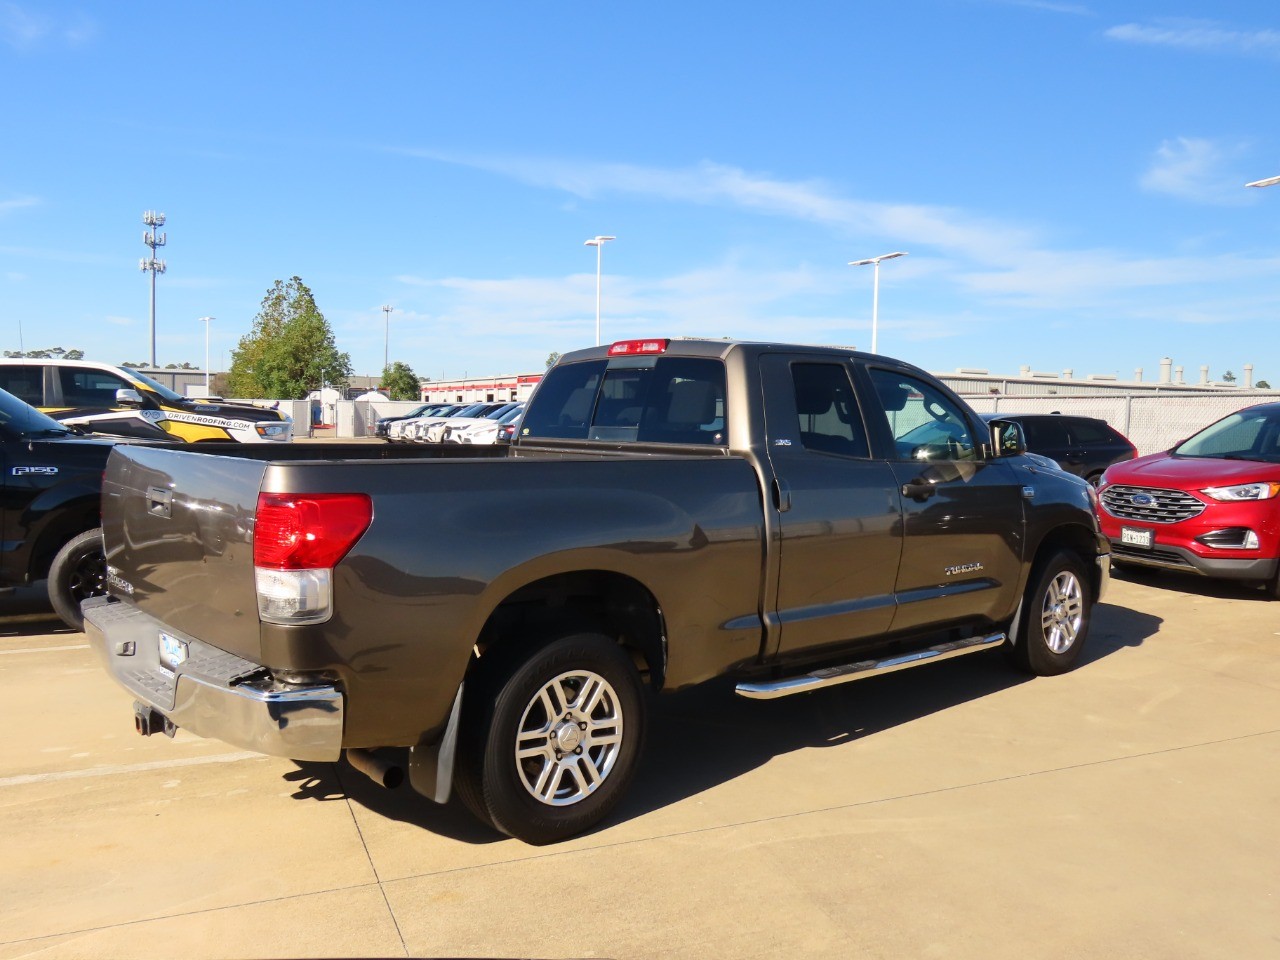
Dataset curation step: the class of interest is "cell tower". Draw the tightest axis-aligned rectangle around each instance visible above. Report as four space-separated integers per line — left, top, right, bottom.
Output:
139 211 167 368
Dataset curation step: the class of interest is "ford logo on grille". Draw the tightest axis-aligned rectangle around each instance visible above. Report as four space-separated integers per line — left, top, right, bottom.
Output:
1131 493 1155 507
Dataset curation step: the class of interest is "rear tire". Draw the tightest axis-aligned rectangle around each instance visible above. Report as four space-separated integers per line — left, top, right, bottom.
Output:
1008 549 1092 676
455 632 647 844
47 527 107 632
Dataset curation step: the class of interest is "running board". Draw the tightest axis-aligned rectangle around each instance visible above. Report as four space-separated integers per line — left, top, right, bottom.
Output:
734 632 1007 700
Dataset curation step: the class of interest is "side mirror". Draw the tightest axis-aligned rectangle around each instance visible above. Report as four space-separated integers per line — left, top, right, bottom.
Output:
115 388 145 408
987 419 1026 457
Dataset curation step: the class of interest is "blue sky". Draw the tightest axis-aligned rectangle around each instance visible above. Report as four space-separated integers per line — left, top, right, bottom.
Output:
3 1 1279 385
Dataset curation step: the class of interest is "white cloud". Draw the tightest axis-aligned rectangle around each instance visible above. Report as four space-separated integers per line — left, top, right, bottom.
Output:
1105 19 1280 59
993 0 1093 15
401 149 1041 265
0 4 95 49
1139 137 1251 205
381 149 1280 366
0 195 39 215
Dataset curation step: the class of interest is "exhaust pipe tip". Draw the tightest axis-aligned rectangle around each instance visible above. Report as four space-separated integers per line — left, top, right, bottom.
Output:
345 748 404 789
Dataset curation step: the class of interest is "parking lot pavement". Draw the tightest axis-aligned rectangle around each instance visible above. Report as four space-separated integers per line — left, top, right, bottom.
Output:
1 573 1277 960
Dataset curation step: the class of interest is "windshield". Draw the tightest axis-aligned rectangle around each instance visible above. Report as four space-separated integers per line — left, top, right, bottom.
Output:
0 387 73 437
127 369 186 403
1174 406 1280 463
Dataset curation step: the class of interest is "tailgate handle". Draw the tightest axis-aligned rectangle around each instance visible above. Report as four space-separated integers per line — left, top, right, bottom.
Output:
146 486 173 519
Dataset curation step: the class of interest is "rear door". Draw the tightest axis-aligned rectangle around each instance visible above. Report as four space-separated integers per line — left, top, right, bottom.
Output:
760 354 902 659
861 365 1025 631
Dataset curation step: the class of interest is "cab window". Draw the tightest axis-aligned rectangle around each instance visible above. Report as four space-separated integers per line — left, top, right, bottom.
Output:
59 369 131 406
870 369 978 461
791 363 869 458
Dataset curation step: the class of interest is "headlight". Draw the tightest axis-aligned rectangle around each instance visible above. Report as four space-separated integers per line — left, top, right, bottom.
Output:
1200 482 1280 502
255 422 291 439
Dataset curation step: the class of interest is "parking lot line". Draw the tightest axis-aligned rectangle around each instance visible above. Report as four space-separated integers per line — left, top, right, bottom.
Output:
0 643 89 655
0 750 263 789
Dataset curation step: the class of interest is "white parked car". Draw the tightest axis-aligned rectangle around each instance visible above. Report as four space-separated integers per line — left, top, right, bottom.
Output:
404 402 508 443
388 403 476 442
445 404 525 444
422 402 522 443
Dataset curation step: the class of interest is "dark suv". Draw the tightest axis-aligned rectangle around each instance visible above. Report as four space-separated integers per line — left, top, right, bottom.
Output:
980 413 1136 485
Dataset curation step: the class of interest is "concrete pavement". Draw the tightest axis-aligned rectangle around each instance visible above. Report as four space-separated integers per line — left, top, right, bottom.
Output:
0 571 1276 959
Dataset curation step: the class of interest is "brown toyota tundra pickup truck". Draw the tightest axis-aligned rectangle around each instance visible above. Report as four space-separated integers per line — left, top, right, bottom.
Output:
86 338 1108 843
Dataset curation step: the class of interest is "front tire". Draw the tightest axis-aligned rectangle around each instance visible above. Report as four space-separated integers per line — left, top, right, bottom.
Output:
1008 549 1092 675
47 527 107 631
456 632 647 844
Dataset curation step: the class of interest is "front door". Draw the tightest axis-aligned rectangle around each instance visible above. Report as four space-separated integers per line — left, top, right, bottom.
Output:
861 366 1025 632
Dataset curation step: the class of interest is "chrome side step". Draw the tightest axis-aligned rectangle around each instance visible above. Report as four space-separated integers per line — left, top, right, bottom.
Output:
734 632 1007 700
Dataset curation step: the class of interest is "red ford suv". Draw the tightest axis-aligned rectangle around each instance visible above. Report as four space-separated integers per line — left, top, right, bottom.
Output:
1097 402 1280 598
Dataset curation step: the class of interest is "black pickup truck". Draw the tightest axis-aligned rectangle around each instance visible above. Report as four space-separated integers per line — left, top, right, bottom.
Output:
0 387 117 629
86 338 1108 843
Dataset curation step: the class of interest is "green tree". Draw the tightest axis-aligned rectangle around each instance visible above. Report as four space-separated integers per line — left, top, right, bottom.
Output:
1222 370 1237 383
1257 380 1271 389
226 277 352 398
545 351 562 368
380 361 422 401
5 347 83 359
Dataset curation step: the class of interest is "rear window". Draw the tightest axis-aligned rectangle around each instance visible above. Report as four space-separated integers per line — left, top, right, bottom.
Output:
1067 419 1118 444
521 357 727 445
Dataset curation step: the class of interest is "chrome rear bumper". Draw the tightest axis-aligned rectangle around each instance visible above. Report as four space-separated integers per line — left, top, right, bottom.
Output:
83 596 343 762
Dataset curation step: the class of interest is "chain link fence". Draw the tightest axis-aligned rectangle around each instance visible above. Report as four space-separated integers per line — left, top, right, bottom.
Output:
963 392 1280 456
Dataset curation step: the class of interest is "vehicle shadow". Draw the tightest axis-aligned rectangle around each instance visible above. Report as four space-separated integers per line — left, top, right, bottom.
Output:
283 758 505 845
1110 563 1274 602
616 599 1161 829
287 600 1160 844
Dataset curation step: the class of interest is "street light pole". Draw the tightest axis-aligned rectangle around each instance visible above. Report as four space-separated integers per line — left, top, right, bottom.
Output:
584 236 615 346
382 305 393 373
199 317 214 391
848 251 908 355
1246 175 1280 188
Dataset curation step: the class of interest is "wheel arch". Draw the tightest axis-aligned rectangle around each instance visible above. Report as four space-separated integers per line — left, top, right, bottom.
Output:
471 569 668 693
27 494 100 581
1028 522 1105 600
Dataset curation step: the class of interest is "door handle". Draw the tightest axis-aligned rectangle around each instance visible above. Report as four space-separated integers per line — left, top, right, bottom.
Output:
772 478 792 513
900 479 938 502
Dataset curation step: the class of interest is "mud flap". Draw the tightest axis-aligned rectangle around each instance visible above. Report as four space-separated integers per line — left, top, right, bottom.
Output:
408 682 464 804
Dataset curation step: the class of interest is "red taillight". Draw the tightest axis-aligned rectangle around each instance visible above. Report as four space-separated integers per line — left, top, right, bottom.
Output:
253 493 373 569
608 338 669 356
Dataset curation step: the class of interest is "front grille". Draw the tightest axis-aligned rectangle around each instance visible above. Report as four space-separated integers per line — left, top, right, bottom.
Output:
1101 484 1205 524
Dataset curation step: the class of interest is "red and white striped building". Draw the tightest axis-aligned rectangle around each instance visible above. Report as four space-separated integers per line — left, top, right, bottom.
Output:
419 373 543 405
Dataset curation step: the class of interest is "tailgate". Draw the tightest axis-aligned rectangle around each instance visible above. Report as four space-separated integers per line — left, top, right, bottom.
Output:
102 445 268 661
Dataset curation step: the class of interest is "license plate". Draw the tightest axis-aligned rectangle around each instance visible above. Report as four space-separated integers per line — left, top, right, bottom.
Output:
158 632 189 670
1120 526 1154 549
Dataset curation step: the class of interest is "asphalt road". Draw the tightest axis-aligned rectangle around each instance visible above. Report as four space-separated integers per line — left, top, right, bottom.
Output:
1 571 1277 959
